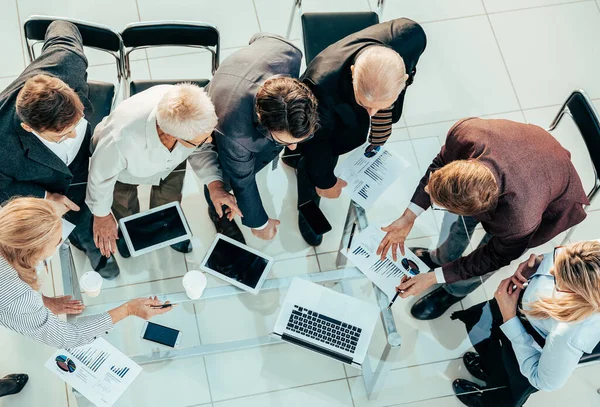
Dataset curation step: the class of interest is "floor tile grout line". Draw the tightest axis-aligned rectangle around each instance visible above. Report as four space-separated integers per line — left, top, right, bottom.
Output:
486 0 594 16
346 376 357 407
209 377 349 404
133 0 153 81
481 2 525 115
193 302 215 405
344 355 467 380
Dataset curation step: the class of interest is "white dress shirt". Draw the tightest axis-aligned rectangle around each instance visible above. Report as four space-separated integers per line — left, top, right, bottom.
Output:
500 252 600 391
85 85 222 217
33 117 88 166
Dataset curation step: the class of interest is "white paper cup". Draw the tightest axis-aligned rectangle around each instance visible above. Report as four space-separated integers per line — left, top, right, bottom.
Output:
182 270 207 300
80 271 103 297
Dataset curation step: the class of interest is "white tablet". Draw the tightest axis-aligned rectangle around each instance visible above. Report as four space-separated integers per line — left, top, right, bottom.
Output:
118 202 192 257
200 234 274 295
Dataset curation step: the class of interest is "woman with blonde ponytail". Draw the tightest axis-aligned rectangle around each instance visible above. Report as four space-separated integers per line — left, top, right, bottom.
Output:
451 241 600 407
0 197 173 351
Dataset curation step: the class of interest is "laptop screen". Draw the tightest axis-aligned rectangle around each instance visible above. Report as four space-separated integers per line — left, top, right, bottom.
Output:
123 206 188 251
205 239 269 289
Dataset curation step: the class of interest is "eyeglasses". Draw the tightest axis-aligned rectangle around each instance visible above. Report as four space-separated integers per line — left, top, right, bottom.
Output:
258 125 314 147
401 258 420 276
177 137 207 149
430 202 448 212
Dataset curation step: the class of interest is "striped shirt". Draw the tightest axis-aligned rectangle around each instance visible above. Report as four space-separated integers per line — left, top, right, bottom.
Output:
0 256 113 348
369 103 395 146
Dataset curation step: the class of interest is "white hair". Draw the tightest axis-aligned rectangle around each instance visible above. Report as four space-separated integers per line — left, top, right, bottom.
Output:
353 46 407 103
156 83 218 141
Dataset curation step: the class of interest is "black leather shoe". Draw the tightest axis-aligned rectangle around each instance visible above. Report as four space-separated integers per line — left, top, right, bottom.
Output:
171 239 192 254
453 379 486 407
116 235 131 259
208 206 245 244
409 247 440 270
0 374 28 398
298 212 323 246
463 352 489 383
410 286 465 320
95 256 120 280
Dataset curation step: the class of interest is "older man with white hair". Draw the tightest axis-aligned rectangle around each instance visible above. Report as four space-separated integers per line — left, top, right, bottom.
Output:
283 18 427 246
86 83 240 258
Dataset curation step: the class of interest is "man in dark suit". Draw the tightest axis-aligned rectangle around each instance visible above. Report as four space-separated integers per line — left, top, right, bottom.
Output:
377 118 589 320
0 21 119 278
194 33 318 242
283 18 427 246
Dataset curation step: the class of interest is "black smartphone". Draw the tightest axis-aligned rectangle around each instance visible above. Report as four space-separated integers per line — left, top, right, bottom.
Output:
299 200 332 235
141 321 181 348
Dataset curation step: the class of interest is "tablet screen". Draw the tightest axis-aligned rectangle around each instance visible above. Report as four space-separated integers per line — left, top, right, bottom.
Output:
123 206 188 251
205 239 269 289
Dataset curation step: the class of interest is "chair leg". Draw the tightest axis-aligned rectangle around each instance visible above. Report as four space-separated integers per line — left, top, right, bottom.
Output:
377 0 385 19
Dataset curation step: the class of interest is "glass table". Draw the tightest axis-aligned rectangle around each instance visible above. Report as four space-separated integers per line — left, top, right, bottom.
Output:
58 152 495 406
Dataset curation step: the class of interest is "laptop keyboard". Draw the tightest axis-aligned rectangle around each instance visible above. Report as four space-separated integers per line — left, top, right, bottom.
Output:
286 305 362 353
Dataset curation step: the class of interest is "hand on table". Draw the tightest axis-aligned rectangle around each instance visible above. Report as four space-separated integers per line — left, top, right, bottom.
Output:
509 253 543 293
43 295 85 315
377 209 417 261
252 218 280 241
395 273 437 298
46 192 80 216
93 214 118 257
315 178 347 199
495 278 522 322
126 297 174 320
207 181 243 221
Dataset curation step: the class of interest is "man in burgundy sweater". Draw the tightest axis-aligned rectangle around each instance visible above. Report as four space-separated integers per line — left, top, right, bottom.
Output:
377 118 589 320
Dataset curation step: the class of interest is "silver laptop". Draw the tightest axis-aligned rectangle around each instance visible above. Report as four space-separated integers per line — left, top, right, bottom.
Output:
272 278 379 369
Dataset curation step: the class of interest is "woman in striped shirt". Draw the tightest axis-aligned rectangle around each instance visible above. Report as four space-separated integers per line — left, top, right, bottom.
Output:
0 197 173 351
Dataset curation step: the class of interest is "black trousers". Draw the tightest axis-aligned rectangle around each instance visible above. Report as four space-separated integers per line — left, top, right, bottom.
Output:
295 155 339 209
452 300 539 407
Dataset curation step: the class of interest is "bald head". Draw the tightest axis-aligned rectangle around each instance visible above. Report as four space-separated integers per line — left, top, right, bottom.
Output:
352 46 407 106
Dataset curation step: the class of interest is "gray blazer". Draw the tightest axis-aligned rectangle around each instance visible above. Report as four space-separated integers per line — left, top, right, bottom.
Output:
203 33 302 228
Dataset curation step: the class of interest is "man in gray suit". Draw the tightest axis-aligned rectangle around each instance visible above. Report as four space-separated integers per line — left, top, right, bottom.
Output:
196 34 318 241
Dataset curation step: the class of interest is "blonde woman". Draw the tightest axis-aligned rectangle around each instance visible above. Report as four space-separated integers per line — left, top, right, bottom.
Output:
0 197 173 353
452 241 600 406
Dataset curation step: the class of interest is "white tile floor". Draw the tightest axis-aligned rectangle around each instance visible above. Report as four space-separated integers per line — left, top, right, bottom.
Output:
2 0 600 406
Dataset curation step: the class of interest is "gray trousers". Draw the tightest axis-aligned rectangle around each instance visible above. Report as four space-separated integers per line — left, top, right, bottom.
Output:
429 213 494 297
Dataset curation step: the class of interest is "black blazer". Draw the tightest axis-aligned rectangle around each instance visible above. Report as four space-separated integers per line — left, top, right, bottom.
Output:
299 18 427 189
0 21 92 203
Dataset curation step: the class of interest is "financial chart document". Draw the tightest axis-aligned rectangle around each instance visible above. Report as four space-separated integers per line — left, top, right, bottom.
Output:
335 143 410 209
342 225 429 300
45 338 141 407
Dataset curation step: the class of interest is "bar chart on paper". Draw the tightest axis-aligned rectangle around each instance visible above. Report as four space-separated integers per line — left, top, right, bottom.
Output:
335 143 409 209
47 338 142 407
67 346 110 373
110 365 131 378
343 225 430 300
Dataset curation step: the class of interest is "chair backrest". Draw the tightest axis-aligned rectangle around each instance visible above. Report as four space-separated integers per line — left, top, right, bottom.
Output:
548 90 600 201
301 12 379 65
121 21 220 89
23 15 124 79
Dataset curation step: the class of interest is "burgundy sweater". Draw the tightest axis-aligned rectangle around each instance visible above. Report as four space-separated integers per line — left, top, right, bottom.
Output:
411 118 589 283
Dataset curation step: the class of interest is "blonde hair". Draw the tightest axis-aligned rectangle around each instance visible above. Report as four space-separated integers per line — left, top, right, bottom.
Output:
523 241 600 323
156 83 218 141
0 198 62 289
353 46 407 102
428 160 499 216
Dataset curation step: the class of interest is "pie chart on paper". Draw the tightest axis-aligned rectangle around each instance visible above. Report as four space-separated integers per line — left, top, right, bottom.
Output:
55 355 76 373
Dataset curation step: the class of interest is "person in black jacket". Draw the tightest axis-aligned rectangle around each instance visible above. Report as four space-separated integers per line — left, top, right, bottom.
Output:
283 18 426 246
0 21 119 279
